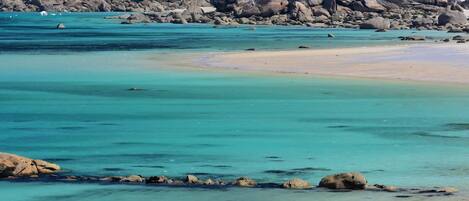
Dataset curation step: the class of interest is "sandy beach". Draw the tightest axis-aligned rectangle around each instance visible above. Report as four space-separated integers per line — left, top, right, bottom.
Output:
191 44 469 85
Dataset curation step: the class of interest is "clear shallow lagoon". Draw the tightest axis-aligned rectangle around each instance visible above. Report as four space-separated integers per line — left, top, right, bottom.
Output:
1 12 469 200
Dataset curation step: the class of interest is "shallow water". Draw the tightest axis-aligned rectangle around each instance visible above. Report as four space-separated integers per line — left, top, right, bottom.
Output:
1 12 469 200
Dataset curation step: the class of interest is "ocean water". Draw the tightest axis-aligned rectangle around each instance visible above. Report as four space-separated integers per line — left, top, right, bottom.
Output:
1 12 469 201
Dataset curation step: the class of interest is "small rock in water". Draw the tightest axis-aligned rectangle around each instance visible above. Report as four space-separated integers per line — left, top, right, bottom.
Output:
327 33 335 38
282 178 310 189
298 45 310 49
146 176 168 184
127 87 144 91
203 178 215 185
319 172 367 190
245 48 256 51
399 36 426 41
375 29 387 32
233 177 256 187
56 23 65 29
185 174 199 184
120 175 144 183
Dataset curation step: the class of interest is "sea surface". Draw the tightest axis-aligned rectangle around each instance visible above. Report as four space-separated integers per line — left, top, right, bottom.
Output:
1 12 469 201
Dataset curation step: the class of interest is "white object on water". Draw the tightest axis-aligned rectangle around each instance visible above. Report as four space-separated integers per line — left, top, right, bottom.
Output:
40 11 48 16
51 13 57 16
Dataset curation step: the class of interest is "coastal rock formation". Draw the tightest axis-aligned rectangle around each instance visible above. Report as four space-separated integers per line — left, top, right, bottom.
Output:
282 178 311 189
319 172 367 190
1 0 468 30
0 153 60 178
438 10 468 25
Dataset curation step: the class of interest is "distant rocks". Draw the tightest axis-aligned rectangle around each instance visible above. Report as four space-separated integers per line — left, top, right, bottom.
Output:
319 172 367 190
0 153 60 178
282 178 310 189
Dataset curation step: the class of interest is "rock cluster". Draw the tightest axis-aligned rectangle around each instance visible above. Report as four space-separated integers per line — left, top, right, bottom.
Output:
2 0 469 30
0 153 461 199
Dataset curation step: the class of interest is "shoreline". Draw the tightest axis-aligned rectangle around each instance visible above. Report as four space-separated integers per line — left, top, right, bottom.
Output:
169 43 469 87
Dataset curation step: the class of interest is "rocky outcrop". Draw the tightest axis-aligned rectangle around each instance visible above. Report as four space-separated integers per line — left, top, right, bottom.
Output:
438 10 468 25
319 172 367 190
0 153 61 178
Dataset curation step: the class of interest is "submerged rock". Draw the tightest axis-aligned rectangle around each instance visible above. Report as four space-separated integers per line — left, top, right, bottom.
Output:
0 153 60 178
233 177 256 187
282 178 310 189
319 172 367 190
56 23 65 29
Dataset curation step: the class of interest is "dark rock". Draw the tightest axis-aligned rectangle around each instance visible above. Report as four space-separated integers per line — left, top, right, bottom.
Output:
438 10 468 26
146 176 168 184
375 28 387 32
328 33 335 38
56 23 65 29
245 48 256 51
399 36 426 41
298 45 310 49
319 172 367 190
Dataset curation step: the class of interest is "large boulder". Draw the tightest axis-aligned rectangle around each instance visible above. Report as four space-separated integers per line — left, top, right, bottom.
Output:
290 2 314 22
438 10 467 26
359 17 390 29
319 172 367 190
214 0 288 17
362 0 386 12
0 153 60 178
282 178 311 189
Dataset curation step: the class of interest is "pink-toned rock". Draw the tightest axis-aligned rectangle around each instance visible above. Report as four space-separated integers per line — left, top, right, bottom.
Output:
319 172 367 190
0 153 60 178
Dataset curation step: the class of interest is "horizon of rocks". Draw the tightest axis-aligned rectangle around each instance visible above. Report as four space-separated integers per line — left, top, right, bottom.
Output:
1 0 469 31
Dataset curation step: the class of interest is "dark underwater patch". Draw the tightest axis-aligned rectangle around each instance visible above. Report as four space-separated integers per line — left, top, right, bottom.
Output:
412 131 461 139
199 164 232 168
444 123 469 131
103 168 127 172
264 167 331 176
57 126 87 130
132 165 165 169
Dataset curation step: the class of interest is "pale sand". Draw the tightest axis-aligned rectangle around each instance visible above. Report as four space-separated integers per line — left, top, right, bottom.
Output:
186 44 469 85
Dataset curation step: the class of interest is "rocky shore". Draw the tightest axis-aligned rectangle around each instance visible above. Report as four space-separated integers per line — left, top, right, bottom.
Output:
2 0 469 31
0 153 459 198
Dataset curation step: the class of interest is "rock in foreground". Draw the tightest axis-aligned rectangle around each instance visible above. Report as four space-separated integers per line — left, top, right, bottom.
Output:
0 153 61 178
319 172 367 190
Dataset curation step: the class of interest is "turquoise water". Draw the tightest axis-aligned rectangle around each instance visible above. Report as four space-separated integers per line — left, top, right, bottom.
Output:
1 12 469 200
